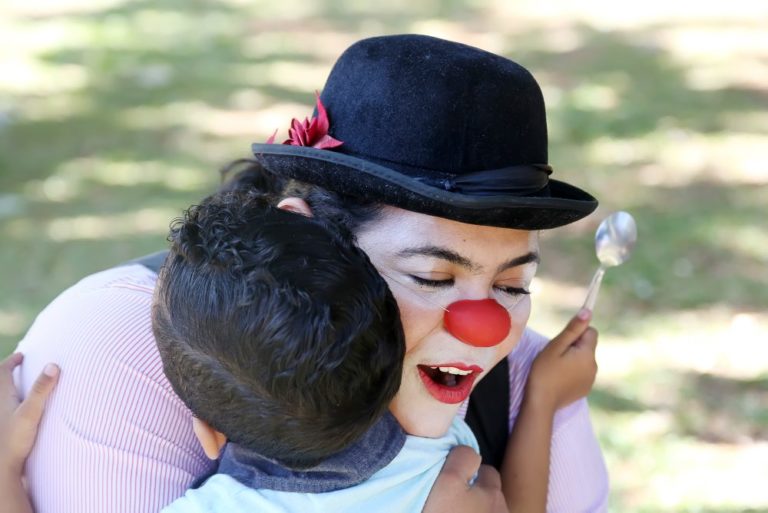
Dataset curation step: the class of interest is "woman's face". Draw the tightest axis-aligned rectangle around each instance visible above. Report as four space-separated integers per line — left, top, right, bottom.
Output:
355 206 539 437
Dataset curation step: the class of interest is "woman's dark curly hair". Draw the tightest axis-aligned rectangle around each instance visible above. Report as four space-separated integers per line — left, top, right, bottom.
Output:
218 158 385 237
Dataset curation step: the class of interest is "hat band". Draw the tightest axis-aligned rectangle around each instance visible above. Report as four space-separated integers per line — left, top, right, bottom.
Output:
418 164 553 196
252 143 553 198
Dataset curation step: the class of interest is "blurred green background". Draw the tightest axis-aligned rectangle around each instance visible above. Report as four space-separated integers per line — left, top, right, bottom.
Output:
1 0 766 511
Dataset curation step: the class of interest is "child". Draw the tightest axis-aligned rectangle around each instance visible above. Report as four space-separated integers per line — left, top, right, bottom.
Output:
153 189 480 512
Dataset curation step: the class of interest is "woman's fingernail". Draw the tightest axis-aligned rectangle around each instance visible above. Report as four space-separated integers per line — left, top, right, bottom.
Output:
43 363 59 377
577 308 591 320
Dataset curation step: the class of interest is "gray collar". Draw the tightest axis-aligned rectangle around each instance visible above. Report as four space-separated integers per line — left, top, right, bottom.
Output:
217 412 406 493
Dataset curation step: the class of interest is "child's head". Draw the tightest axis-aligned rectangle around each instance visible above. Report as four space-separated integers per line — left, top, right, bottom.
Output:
152 190 404 469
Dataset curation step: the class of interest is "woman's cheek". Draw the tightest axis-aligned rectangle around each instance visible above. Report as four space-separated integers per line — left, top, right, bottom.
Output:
500 295 532 355
391 292 441 354
510 295 532 327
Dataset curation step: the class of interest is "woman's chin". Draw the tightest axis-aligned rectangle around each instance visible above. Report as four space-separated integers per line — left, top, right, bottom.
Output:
389 399 458 438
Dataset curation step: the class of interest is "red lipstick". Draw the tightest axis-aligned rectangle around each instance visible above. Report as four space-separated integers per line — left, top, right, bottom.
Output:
417 363 484 404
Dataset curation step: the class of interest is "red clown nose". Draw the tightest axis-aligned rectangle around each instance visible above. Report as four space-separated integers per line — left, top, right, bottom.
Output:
444 299 511 347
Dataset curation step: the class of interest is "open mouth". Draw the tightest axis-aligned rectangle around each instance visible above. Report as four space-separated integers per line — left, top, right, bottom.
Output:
417 364 483 404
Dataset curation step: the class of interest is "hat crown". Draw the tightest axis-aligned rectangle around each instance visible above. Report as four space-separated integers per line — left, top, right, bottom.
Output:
319 34 548 178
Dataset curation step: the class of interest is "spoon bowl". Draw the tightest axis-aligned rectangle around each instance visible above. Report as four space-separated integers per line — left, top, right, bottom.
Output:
584 211 637 310
595 211 637 267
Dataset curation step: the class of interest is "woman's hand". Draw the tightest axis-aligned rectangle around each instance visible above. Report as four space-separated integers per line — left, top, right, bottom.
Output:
424 445 508 513
526 309 598 413
1 353 59 477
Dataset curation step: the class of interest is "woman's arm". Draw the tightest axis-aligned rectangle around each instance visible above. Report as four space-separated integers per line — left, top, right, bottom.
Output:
0 353 59 513
501 311 599 513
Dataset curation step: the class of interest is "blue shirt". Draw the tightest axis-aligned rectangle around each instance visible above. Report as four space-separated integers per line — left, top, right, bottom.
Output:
163 418 479 513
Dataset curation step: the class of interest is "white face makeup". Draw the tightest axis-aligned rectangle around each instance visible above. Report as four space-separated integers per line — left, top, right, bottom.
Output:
355 206 539 437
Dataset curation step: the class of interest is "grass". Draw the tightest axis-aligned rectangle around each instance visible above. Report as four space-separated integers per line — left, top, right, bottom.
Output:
1 1 767 511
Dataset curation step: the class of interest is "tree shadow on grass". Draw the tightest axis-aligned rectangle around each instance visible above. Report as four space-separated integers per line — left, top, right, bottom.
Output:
673 371 768 444
2 0 330 191
590 387 650 413
589 370 768 450
508 25 768 144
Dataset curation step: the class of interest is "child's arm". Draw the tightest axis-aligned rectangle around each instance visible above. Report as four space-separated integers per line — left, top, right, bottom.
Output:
0 353 59 513
501 309 598 513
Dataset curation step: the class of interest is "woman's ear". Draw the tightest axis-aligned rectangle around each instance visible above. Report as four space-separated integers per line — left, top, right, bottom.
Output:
277 197 314 218
192 417 228 460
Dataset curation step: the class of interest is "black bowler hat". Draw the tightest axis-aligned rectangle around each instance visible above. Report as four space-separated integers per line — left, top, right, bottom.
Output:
252 34 597 230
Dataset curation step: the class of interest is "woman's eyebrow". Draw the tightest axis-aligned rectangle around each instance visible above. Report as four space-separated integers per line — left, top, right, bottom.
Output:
395 245 479 271
395 246 539 273
497 251 540 273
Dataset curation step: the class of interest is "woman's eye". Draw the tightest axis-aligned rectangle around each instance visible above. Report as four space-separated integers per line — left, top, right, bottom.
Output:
494 285 531 297
409 275 454 288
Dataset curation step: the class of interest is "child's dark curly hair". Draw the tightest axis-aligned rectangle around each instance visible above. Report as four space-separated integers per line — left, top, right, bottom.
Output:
152 188 404 469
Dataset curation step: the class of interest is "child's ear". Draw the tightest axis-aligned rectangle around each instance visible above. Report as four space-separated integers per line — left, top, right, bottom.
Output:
277 197 314 217
192 417 228 460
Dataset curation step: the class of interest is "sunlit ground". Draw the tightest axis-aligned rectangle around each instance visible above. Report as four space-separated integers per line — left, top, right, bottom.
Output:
1 1 766 511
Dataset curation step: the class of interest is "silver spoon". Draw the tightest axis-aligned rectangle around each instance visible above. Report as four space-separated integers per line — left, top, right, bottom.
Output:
583 211 638 310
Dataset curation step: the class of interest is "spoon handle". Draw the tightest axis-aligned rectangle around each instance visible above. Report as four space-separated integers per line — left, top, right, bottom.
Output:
583 266 606 311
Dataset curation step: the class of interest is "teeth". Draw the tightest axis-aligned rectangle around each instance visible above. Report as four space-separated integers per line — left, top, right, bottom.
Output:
438 366 472 376
425 365 475 376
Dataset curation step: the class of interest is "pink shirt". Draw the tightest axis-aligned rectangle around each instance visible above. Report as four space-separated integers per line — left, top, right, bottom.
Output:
16 264 608 513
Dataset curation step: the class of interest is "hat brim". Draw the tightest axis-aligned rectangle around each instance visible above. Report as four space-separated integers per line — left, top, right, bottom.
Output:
252 144 598 230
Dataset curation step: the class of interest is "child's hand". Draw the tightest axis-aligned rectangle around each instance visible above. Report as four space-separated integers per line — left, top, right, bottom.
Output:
526 309 598 413
424 446 508 513
0 353 59 477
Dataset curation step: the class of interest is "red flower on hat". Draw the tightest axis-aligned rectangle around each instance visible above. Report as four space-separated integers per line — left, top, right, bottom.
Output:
266 92 343 149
